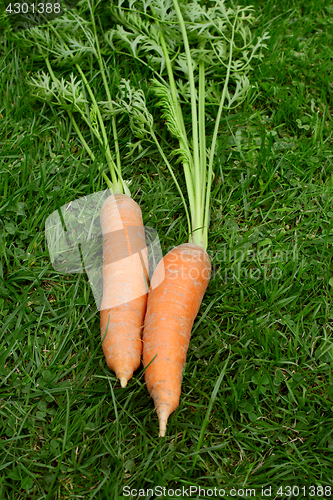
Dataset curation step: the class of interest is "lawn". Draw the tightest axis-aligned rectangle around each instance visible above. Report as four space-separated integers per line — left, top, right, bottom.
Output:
1 0 333 498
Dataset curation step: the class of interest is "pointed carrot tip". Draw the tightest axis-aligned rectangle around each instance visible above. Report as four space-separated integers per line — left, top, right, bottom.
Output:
120 377 128 388
158 413 168 437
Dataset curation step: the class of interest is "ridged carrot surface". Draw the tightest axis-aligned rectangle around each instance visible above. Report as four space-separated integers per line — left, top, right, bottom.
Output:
100 194 148 387
142 243 211 436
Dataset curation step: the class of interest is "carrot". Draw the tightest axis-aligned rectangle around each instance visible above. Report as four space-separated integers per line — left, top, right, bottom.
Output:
100 193 148 388
142 243 211 436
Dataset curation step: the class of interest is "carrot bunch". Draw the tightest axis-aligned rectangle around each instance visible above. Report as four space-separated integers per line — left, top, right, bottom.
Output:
16 0 267 436
107 0 268 435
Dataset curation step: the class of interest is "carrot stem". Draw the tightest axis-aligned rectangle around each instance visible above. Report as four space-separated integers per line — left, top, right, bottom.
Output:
199 60 206 225
204 10 238 250
158 29 195 242
47 18 124 194
87 0 122 182
172 0 202 247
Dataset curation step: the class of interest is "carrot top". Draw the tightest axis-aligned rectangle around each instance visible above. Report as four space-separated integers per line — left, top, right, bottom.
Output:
106 0 269 248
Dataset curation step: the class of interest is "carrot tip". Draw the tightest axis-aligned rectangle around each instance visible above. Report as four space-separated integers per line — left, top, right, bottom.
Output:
158 416 168 437
120 377 128 388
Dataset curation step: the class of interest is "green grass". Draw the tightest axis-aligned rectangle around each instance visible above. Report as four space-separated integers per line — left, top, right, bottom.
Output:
1 0 333 498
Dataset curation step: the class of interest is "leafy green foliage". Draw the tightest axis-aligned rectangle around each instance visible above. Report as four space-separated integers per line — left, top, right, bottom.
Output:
28 71 87 113
106 0 269 247
107 0 269 105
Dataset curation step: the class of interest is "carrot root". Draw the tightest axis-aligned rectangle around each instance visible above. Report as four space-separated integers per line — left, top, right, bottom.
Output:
100 194 148 387
120 377 128 389
143 243 211 436
158 409 169 437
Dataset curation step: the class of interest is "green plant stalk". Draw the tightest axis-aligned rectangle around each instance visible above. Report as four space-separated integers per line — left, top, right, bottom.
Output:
172 0 202 247
158 29 195 239
44 57 112 190
203 11 238 250
47 22 123 193
74 64 119 187
87 0 122 177
44 58 98 147
158 30 187 141
198 60 206 226
43 57 106 146
105 5 201 228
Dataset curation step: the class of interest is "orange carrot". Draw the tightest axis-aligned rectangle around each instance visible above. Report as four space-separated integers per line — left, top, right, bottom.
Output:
142 243 211 436
100 194 148 388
